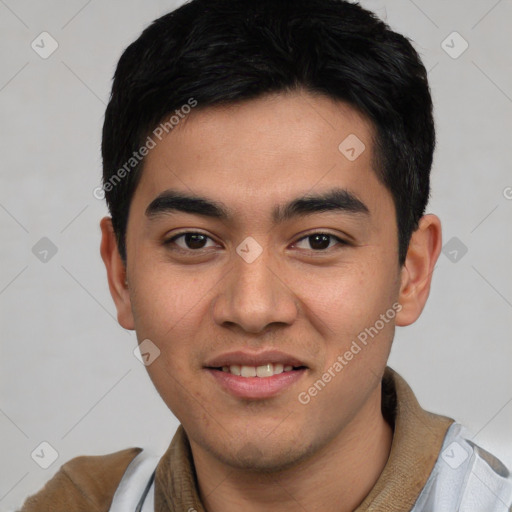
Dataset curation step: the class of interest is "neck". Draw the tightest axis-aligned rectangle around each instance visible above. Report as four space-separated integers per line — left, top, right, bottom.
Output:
190 383 393 512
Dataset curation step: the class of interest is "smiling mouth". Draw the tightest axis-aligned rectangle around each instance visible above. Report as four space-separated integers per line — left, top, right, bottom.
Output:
208 363 308 378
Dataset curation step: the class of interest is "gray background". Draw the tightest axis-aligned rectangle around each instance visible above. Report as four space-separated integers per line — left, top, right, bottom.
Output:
1 0 511 509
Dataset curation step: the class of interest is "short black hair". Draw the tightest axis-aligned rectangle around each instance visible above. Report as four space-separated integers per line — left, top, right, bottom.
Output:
101 0 435 266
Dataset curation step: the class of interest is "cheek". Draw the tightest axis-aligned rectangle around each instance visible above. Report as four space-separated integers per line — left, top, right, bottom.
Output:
287 259 398 385
130 266 212 418
288 259 395 336
128 263 219 404
130 259 215 338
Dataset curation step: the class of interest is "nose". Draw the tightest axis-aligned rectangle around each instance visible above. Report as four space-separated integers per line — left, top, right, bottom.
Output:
212 244 299 334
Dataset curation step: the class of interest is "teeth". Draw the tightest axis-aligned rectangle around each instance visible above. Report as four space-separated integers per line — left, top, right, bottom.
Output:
273 363 284 374
240 366 257 377
221 363 297 378
256 364 273 377
229 364 241 376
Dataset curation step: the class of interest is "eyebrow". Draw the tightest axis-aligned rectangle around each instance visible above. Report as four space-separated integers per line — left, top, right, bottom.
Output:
145 187 370 224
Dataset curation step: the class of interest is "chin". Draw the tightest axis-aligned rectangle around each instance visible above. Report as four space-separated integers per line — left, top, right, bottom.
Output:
204 435 315 474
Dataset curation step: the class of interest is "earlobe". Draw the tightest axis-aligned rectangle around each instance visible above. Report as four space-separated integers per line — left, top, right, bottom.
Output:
99 216 135 330
395 214 442 327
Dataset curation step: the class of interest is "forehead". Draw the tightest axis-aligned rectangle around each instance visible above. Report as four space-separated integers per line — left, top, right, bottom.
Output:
131 91 392 224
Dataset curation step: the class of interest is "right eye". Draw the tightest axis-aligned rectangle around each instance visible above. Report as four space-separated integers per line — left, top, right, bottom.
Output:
163 231 220 252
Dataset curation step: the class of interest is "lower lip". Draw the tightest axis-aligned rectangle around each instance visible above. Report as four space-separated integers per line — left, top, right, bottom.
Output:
205 368 307 399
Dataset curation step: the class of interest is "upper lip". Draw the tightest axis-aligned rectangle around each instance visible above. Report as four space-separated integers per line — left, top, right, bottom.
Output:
204 350 308 368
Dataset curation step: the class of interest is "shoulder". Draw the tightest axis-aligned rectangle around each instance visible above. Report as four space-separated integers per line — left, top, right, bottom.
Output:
413 423 512 511
17 446 143 512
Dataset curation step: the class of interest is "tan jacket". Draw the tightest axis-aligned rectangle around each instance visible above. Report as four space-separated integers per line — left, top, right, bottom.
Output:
18 366 455 511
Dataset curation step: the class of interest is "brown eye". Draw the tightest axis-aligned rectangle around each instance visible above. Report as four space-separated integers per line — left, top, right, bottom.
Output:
165 232 216 251
294 233 346 251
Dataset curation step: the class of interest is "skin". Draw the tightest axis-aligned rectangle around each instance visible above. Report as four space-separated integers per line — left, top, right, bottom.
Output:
100 90 442 512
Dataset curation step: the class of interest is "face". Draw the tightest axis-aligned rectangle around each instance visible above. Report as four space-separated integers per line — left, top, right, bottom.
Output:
111 91 407 471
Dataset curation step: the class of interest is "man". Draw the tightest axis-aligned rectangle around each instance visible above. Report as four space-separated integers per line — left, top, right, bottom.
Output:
19 0 512 511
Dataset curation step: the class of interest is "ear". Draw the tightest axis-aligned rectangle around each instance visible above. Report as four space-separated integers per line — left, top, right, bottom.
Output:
395 214 442 327
99 216 135 330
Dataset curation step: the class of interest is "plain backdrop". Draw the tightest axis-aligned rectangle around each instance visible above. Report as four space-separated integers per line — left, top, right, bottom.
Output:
1 0 511 510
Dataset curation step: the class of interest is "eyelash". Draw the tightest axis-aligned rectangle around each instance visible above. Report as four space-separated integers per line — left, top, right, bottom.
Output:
163 231 348 254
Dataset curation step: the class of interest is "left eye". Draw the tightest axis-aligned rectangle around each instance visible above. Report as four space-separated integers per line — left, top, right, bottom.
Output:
294 233 345 251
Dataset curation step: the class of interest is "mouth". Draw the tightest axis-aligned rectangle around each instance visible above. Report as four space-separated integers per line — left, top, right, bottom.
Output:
203 351 309 399
207 363 307 378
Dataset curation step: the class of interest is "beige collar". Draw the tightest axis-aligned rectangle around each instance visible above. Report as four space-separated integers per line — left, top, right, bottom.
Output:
154 366 455 512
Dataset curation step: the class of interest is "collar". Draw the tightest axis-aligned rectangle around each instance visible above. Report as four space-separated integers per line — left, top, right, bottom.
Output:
153 366 455 512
